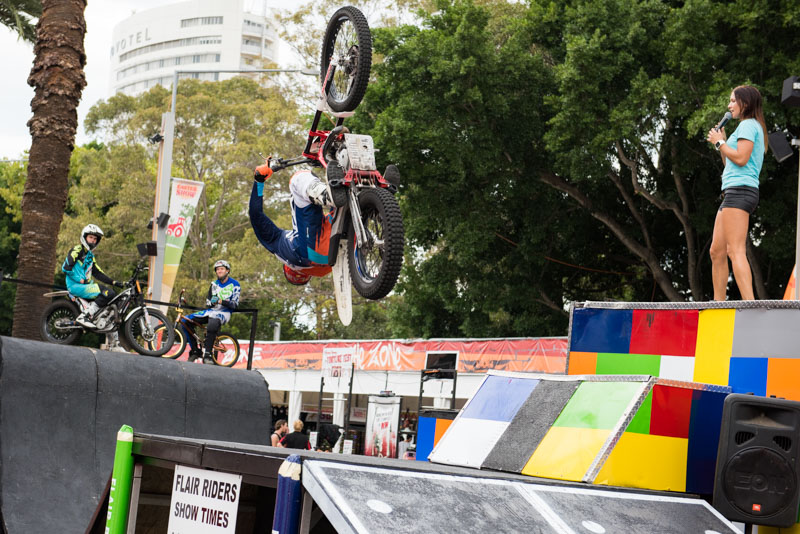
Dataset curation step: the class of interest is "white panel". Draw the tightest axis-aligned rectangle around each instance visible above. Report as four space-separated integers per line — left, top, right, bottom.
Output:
659 356 695 382
428 418 508 469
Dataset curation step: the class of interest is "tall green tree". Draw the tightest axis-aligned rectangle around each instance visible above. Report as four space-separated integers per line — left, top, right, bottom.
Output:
13 0 86 339
0 0 40 42
0 161 26 334
352 0 800 339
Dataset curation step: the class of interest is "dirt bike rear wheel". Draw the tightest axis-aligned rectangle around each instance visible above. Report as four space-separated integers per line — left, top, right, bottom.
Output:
320 6 372 112
123 308 174 357
40 300 81 345
348 187 404 300
211 332 240 367
152 324 186 359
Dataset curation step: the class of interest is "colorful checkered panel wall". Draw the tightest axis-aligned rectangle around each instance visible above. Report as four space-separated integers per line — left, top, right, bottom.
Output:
568 301 800 401
428 372 730 494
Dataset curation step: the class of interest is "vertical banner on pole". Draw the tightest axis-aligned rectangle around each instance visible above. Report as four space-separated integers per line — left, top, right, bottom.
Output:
105 425 135 534
364 396 401 458
161 178 204 304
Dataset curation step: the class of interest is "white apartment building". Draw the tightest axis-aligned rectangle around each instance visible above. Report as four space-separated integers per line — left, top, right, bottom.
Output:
109 0 278 96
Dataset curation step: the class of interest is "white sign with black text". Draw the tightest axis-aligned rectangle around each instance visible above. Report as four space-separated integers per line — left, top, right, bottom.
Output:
168 464 242 534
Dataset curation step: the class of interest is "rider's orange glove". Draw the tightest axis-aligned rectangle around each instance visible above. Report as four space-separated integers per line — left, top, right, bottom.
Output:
254 163 273 183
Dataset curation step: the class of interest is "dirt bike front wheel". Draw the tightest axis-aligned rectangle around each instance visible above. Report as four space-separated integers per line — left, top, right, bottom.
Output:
211 332 240 367
40 300 81 345
320 6 372 112
152 324 186 359
123 308 174 357
348 187 404 300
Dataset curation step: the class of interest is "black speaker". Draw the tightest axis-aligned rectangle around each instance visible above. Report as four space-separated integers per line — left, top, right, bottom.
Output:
782 76 800 107
769 131 795 163
713 394 800 527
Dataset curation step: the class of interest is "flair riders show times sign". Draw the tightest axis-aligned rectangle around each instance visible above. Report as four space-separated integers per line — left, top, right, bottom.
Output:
168 464 242 533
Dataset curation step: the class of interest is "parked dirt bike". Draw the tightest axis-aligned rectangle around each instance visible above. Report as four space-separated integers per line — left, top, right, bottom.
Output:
269 6 405 309
153 289 240 367
40 257 175 357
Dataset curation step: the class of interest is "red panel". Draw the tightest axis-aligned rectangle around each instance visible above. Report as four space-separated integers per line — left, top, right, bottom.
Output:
629 309 699 357
650 384 693 438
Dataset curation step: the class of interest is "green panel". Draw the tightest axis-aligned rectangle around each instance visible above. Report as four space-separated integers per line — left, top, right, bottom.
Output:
625 389 652 434
552 381 643 430
596 352 661 376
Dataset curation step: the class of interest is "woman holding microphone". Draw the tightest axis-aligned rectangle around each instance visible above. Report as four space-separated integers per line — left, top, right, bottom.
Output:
707 85 768 300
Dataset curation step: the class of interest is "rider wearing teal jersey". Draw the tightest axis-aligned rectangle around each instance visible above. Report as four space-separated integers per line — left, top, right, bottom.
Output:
62 224 123 328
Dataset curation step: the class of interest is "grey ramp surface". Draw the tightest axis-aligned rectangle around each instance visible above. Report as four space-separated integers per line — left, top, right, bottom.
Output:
482 379 579 473
0 336 271 534
529 486 739 534
731 308 800 357
303 460 742 534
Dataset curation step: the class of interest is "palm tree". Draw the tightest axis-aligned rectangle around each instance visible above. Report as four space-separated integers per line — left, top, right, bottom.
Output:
12 0 87 339
0 0 41 42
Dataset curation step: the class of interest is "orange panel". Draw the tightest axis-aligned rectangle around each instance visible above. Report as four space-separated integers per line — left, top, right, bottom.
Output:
568 352 597 375
433 419 453 447
766 359 800 402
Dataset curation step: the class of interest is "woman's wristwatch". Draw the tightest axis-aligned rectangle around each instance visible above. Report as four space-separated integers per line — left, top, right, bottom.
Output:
715 140 724 150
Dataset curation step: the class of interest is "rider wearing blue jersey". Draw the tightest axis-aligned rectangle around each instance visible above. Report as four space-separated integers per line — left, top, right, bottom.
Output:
249 159 335 286
180 260 241 364
62 224 124 328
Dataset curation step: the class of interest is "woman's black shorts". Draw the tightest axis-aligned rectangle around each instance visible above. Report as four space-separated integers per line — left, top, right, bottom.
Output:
719 186 759 214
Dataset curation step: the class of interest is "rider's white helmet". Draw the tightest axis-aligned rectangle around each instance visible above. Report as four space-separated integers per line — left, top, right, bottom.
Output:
213 259 231 276
81 224 104 250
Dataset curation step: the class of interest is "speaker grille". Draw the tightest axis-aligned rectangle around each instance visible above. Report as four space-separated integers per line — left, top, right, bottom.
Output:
774 435 792 452
735 431 755 445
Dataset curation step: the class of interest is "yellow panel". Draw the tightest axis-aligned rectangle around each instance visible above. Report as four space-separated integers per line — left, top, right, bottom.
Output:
693 309 735 385
594 432 687 492
521 426 610 482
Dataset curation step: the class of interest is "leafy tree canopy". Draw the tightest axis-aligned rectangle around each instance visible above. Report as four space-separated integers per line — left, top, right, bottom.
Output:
350 0 800 338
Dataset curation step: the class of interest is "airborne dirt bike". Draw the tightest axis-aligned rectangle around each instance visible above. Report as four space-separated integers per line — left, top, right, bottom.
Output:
268 6 404 325
152 289 241 367
40 256 175 357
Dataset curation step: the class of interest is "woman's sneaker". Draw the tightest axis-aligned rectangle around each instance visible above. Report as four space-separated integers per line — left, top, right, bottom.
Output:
188 348 203 362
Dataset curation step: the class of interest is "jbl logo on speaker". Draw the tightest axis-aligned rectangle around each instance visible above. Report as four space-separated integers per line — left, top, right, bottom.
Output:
713 394 800 527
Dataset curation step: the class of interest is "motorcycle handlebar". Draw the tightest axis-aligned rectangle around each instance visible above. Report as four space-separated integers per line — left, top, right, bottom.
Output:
270 157 314 172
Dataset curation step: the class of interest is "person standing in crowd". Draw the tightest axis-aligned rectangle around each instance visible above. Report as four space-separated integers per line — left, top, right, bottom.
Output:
280 420 311 450
706 85 767 301
271 419 288 447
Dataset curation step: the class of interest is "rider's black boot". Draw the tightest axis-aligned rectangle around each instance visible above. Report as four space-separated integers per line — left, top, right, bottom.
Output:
188 348 202 362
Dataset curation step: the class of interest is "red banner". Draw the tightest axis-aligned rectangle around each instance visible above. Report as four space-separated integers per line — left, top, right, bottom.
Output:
237 337 567 374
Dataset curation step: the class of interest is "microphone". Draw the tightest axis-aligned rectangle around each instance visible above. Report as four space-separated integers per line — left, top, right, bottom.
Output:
715 111 732 131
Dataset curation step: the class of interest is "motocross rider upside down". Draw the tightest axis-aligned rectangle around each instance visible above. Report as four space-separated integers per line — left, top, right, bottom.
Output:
248 162 335 285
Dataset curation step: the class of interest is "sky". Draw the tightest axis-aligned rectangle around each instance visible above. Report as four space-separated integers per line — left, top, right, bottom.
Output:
0 0 302 161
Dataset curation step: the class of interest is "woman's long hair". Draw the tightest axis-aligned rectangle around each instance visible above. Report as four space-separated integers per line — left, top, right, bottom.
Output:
733 85 768 153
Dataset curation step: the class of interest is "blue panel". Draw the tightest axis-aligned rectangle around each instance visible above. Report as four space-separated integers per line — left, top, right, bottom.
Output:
686 390 728 494
415 416 437 462
570 308 632 353
461 376 539 422
728 357 768 396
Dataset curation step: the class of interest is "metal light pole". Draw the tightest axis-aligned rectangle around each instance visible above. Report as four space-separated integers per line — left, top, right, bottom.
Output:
149 68 317 302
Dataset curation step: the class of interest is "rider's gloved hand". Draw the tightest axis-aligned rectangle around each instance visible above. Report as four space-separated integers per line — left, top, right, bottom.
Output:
113 280 125 288
254 159 273 183
210 296 220 305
